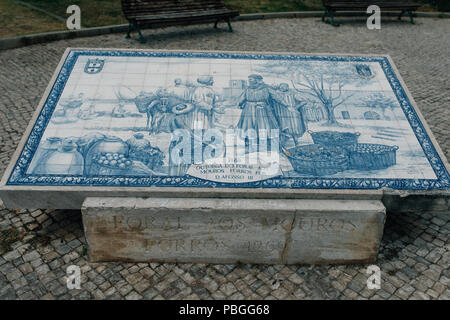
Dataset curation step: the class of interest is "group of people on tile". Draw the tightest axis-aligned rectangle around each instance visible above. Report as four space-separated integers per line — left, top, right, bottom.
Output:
134 74 308 147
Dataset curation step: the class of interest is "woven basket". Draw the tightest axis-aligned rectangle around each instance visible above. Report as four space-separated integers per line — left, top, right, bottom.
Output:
285 144 348 176
309 130 360 148
347 143 398 170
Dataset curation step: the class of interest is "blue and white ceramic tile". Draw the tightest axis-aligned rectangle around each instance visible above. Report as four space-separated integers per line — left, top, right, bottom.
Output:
7 50 450 190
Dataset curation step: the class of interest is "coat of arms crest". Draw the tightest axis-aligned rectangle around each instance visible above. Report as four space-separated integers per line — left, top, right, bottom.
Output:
84 59 105 74
355 64 374 79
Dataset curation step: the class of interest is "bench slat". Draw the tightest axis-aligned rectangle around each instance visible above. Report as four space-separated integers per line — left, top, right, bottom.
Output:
122 0 228 16
125 6 228 18
134 9 238 21
121 0 236 19
323 0 420 10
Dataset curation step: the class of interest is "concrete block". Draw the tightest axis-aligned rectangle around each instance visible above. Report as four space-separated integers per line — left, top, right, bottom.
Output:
82 197 386 264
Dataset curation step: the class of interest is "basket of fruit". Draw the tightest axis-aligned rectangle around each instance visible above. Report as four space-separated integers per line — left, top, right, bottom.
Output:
308 130 360 148
285 144 348 176
129 147 165 170
92 152 133 175
347 143 398 170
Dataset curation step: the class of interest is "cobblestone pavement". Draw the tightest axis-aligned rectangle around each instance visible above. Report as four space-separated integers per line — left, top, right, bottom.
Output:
0 17 449 300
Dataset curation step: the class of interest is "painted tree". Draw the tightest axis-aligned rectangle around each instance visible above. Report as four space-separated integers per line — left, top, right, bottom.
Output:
255 60 372 126
360 92 399 120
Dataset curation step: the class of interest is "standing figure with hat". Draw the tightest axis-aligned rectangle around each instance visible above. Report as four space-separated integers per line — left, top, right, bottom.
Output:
191 76 217 130
236 74 279 147
271 82 308 147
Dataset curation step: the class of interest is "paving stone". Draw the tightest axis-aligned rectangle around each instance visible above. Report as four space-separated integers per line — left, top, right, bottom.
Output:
117 283 133 296
19 291 38 300
11 276 28 290
103 286 117 297
430 217 446 226
93 275 106 286
411 291 431 300
133 280 151 293
35 264 50 276
3 250 21 262
30 210 42 218
22 250 40 263
425 289 439 299
11 257 24 267
30 259 43 268
125 291 143 300
220 282 237 296
439 276 449 286
6 269 23 282
432 282 446 295
17 263 33 275
423 268 442 282
40 293 55 300
425 251 442 264
125 273 143 285
93 289 105 300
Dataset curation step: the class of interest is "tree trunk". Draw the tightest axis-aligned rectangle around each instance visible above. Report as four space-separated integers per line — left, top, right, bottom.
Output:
325 104 338 125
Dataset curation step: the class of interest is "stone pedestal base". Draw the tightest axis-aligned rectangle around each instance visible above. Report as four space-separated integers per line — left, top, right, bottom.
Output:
82 197 386 264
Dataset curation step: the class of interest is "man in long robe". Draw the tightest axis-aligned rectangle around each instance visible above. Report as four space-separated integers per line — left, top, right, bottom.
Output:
236 74 279 146
271 83 307 146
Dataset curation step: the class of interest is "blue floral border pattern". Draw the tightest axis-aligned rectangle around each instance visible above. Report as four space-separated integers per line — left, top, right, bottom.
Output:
7 50 450 190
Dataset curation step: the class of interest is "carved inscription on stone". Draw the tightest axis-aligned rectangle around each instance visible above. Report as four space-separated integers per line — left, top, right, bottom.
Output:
82 197 385 264
90 215 358 234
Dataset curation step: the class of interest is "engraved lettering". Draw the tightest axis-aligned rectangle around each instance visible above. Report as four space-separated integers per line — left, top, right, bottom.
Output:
127 216 142 230
218 217 233 230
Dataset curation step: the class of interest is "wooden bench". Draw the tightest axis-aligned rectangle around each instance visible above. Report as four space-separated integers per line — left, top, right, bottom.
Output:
322 1 421 26
122 0 240 42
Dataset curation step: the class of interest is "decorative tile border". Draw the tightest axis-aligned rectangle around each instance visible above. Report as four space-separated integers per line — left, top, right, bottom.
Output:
6 49 450 190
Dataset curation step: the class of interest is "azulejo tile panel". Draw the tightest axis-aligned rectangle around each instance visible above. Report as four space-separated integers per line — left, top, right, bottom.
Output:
4 49 450 190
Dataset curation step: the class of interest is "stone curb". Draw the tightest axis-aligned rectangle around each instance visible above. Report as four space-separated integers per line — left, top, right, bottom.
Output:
0 11 449 50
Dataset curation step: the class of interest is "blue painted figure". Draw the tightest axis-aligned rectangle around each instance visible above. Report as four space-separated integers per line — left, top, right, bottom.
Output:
111 103 126 118
191 76 216 130
169 78 191 102
147 89 193 134
271 83 308 146
236 74 279 139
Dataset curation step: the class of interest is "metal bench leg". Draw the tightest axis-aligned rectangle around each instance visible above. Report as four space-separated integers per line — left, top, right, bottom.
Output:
329 10 339 27
408 11 415 24
126 23 133 38
322 9 328 22
226 17 233 32
398 10 405 21
135 25 145 43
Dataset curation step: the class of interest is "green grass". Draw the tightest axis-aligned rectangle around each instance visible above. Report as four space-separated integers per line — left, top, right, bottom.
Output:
0 0 65 38
21 0 127 28
1 0 443 39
